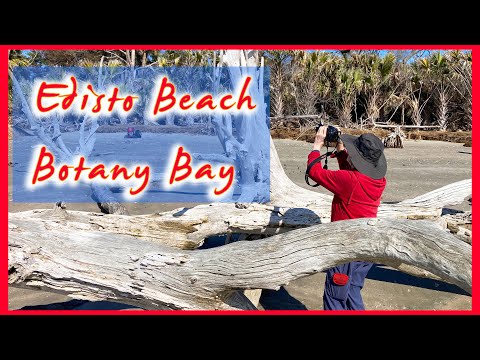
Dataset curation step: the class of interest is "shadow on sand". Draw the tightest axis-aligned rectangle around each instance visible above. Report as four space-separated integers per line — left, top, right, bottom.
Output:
19 300 141 311
366 264 470 296
259 287 308 310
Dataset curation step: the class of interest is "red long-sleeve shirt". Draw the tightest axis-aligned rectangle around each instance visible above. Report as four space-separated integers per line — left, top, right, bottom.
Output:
307 150 386 222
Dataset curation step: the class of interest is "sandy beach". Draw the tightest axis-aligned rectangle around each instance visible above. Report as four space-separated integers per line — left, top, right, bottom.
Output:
8 135 472 310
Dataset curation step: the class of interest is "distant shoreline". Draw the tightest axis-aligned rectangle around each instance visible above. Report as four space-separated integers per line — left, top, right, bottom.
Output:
11 123 472 146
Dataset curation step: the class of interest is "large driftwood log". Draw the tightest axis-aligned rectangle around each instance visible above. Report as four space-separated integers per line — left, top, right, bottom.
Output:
8 50 472 309
397 179 471 208
9 217 471 310
8 179 471 250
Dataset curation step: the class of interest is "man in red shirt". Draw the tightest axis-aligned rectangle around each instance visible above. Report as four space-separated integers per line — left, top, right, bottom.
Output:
307 126 387 310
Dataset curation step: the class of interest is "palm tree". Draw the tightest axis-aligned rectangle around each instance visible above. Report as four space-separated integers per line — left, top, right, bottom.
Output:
265 50 293 118
360 52 397 126
333 56 363 127
407 57 436 127
425 52 453 131
446 50 472 130
289 51 333 116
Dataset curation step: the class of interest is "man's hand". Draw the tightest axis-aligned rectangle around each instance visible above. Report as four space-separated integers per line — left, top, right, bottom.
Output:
313 126 327 151
336 138 345 152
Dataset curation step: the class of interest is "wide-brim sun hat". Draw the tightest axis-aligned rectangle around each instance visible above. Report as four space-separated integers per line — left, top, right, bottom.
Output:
339 133 387 179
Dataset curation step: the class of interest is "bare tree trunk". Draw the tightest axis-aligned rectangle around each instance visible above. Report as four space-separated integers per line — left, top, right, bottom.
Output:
409 85 433 127
365 90 380 126
207 50 270 202
436 84 450 131
8 59 128 215
271 60 285 118
410 96 423 126
337 93 354 127
185 114 195 126
165 112 175 125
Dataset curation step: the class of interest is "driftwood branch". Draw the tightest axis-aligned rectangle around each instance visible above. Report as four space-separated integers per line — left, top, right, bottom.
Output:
8 179 471 251
91 183 130 215
8 217 471 310
373 124 441 129
8 49 471 310
397 179 471 208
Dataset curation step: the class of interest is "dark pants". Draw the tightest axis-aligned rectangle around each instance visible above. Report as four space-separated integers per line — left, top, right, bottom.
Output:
323 261 373 310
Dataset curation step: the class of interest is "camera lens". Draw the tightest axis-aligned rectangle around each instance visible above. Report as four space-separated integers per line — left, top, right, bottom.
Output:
326 125 339 143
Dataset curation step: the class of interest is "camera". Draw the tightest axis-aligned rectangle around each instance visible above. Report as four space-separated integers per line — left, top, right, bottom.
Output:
315 122 340 143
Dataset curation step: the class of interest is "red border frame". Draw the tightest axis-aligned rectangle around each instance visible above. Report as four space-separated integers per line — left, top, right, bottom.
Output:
1 44 476 315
